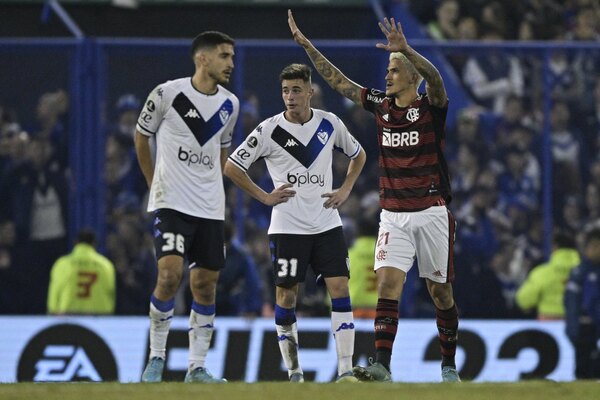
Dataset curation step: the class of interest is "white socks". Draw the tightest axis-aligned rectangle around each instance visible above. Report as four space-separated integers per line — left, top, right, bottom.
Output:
276 322 303 377
188 309 215 370
331 311 355 375
148 301 174 360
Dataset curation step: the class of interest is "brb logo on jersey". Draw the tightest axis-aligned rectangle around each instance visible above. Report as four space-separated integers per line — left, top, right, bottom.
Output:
287 171 325 187
17 324 117 382
178 146 215 169
382 130 419 147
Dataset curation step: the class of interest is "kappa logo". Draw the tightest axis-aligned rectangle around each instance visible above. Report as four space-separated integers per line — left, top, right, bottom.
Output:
284 139 299 147
335 322 355 332
406 108 420 122
184 109 200 119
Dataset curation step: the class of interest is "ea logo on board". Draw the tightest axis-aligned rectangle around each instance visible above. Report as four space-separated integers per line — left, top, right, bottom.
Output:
17 324 117 382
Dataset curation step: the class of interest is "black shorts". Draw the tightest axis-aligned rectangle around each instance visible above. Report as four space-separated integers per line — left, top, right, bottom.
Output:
268 226 349 287
152 208 225 270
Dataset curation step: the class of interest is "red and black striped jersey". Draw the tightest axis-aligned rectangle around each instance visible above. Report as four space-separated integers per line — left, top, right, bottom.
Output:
361 88 452 212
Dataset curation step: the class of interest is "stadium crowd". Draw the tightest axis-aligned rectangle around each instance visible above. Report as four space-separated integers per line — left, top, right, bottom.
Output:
1 0 599 322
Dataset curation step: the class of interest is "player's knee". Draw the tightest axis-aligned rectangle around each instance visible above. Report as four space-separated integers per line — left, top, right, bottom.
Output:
276 287 297 308
190 279 216 302
156 271 182 296
429 285 453 308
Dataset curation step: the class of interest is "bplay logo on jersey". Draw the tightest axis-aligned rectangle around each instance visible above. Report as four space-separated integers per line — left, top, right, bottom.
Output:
287 171 325 187
17 324 117 382
178 146 215 169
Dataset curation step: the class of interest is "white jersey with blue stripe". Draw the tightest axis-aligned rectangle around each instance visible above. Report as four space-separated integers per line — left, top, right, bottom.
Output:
137 77 239 220
228 109 361 234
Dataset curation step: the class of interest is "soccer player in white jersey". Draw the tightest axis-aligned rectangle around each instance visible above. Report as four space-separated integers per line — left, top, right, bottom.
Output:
135 31 239 383
224 63 366 382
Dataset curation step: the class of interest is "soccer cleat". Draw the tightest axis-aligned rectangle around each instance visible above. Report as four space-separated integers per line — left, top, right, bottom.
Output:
141 357 165 383
441 366 461 382
289 372 305 382
352 361 392 382
336 371 359 383
184 367 227 383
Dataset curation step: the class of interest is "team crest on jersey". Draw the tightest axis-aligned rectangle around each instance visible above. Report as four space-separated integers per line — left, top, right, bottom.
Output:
219 108 230 125
316 130 329 145
406 108 420 122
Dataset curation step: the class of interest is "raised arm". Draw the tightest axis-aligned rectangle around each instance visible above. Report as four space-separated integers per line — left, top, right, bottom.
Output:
288 9 364 105
377 17 447 107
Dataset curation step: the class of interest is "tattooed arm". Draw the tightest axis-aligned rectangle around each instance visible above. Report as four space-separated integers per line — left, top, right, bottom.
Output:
288 9 364 105
376 17 447 108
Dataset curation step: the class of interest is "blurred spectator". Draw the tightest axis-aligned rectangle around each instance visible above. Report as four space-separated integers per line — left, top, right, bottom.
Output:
462 28 524 113
515 231 580 319
456 16 478 40
348 204 379 319
547 49 581 104
558 195 585 235
213 222 263 317
584 183 600 221
0 136 69 314
427 0 460 40
565 6 600 41
565 225 600 379
519 0 564 40
105 134 146 227
497 144 539 212
106 213 156 315
0 220 18 314
47 229 116 315
454 181 507 318
479 1 512 39
446 107 487 158
574 76 600 158
310 82 327 111
450 142 484 209
31 90 70 168
112 93 141 149
550 101 585 211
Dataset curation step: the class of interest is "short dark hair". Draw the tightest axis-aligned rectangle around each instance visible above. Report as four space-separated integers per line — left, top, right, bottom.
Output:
76 229 96 246
585 227 600 246
553 231 576 249
279 63 312 83
190 31 235 58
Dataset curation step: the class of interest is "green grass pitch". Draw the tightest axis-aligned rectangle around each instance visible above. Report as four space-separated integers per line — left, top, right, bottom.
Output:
0 381 598 400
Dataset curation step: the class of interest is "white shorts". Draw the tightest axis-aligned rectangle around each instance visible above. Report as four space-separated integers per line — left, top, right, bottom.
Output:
374 206 456 283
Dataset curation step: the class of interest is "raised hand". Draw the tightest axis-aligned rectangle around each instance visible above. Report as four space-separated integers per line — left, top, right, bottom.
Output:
376 17 409 53
288 9 311 48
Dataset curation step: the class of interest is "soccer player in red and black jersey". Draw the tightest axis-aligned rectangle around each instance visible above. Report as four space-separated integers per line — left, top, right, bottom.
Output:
289 11 460 382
